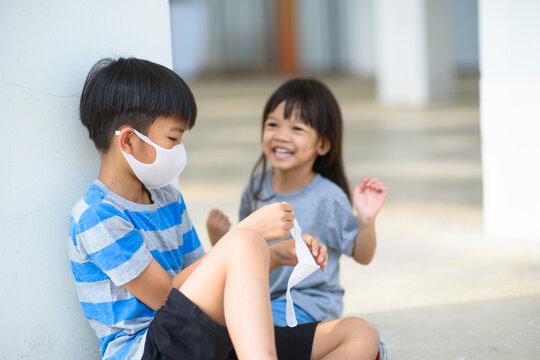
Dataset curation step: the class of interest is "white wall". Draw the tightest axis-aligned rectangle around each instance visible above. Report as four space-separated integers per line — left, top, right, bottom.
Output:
479 0 540 240
0 1 173 358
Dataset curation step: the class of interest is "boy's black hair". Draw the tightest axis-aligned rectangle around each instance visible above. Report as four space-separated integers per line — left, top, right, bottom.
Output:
80 57 197 151
250 78 351 202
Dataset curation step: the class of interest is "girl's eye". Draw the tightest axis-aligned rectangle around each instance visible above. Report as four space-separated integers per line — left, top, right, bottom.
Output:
266 122 278 128
293 126 304 132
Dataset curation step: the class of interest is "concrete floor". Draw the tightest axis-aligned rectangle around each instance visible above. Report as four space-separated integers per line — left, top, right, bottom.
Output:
180 74 540 359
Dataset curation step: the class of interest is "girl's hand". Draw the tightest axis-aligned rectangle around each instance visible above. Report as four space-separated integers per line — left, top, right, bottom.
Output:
269 234 328 272
303 234 328 271
353 178 387 221
237 202 294 241
206 209 231 246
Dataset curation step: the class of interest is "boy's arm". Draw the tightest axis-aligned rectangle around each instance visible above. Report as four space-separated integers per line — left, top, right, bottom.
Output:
352 178 386 265
123 256 205 311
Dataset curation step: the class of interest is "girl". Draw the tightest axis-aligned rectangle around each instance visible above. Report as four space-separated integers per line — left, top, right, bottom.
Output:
207 78 386 327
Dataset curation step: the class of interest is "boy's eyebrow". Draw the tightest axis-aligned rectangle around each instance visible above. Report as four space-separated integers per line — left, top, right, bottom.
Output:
169 126 186 132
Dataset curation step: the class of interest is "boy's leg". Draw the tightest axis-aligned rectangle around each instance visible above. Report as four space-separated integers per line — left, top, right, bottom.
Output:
310 318 380 360
179 228 276 359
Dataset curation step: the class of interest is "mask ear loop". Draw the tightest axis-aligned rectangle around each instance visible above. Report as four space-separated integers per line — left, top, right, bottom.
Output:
115 127 157 148
115 128 185 154
117 128 180 152
130 129 161 149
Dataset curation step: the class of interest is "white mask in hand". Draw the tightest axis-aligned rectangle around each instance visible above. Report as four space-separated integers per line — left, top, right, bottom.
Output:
115 128 187 189
285 218 320 327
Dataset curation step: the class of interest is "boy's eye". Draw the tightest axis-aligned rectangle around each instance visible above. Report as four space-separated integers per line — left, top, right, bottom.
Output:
168 137 178 142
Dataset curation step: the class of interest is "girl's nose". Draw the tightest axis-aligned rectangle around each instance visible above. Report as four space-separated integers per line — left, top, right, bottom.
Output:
274 127 290 142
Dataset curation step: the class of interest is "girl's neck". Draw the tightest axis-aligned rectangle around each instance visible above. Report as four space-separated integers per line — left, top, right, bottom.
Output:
271 167 316 194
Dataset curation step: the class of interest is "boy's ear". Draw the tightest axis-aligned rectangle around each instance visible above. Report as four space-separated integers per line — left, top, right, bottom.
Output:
317 137 331 156
116 128 135 154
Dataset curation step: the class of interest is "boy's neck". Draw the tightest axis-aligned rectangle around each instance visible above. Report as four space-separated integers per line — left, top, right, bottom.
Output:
271 168 316 194
98 153 153 205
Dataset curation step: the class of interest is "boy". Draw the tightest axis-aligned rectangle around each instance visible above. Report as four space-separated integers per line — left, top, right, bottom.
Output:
69 57 380 359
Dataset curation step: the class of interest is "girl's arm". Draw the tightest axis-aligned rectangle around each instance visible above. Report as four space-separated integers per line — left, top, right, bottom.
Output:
352 178 386 264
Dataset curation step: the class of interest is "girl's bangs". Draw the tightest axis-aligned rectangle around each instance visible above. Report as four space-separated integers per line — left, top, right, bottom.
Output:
267 96 317 129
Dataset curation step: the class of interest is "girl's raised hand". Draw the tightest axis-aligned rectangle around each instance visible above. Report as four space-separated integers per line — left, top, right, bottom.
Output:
353 177 387 221
237 202 294 241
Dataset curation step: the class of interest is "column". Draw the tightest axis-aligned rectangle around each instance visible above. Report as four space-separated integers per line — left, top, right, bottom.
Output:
479 0 540 240
375 0 455 106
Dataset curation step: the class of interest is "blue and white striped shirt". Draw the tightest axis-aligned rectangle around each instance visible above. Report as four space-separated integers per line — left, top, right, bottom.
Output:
69 180 205 359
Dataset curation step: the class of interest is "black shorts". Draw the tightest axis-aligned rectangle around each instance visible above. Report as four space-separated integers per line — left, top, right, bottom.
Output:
142 288 318 360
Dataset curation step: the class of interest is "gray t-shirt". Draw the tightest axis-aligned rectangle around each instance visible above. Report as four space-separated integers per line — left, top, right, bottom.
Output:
239 171 358 321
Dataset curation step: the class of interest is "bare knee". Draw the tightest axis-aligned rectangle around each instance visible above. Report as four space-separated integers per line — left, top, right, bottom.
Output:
313 317 380 360
219 228 269 264
343 317 380 355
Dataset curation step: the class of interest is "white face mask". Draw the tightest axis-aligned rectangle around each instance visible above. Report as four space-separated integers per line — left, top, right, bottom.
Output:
115 128 187 189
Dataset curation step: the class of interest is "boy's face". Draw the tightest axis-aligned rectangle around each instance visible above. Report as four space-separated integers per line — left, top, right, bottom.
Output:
129 116 187 164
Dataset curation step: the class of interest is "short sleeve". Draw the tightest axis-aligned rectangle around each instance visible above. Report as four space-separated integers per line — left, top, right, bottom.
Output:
181 226 205 269
325 197 358 256
238 181 254 222
75 203 153 286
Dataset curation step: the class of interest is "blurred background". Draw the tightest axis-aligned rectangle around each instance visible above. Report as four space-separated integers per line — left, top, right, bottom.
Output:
1 0 539 359
170 2 539 358
171 0 481 210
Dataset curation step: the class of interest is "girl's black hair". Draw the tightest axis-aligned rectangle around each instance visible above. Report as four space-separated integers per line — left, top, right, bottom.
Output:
250 78 351 202
80 57 197 151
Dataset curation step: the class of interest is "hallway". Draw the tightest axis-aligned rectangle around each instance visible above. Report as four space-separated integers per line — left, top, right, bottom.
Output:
180 74 540 359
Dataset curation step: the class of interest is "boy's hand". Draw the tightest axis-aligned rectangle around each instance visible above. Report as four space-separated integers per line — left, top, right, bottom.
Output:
353 177 386 222
237 202 294 241
206 209 231 246
269 234 328 272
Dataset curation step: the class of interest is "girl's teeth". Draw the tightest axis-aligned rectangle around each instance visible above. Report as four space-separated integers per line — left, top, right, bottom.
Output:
275 148 292 154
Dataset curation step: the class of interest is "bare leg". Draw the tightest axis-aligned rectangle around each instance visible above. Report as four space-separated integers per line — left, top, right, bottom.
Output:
310 318 380 360
179 228 276 360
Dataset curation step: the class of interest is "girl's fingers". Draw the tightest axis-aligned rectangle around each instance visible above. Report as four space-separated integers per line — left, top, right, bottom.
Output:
360 178 387 193
301 234 328 269
309 236 319 257
303 234 319 257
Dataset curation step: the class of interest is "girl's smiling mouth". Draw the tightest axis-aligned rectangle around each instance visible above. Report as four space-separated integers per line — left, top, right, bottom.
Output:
272 146 294 159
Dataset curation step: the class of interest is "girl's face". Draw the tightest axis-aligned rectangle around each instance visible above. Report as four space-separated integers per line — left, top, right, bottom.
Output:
262 101 329 175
